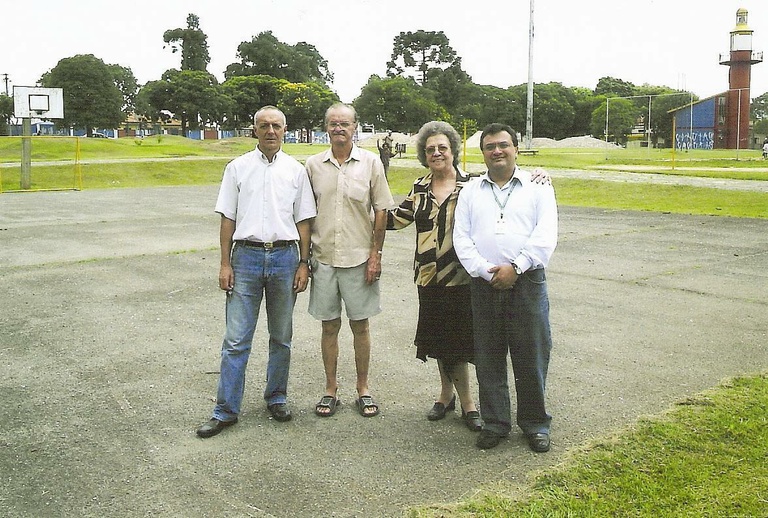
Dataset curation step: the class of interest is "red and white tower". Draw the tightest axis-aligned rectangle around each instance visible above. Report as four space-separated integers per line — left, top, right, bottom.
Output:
719 8 763 149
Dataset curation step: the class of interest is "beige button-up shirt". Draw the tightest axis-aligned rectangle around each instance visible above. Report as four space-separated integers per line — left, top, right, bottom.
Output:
305 145 394 268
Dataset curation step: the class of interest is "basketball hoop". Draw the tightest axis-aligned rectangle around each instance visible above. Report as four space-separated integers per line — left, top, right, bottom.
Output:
13 86 64 120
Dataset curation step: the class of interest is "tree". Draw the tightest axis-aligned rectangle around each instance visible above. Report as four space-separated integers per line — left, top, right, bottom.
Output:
476 84 525 130
386 30 459 85
591 97 636 145
141 69 226 134
0 94 13 135
39 54 125 135
163 13 210 72
564 86 600 137
109 64 139 116
277 82 338 139
595 76 636 98
220 75 288 129
527 82 577 140
225 31 332 84
424 64 476 114
354 75 447 133
751 91 768 135
133 81 168 134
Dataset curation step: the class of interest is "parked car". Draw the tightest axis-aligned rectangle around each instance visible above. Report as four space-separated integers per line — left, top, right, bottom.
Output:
90 132 107 138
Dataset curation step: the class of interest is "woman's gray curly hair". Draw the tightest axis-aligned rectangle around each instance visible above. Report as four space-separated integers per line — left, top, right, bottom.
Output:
414 121 461 168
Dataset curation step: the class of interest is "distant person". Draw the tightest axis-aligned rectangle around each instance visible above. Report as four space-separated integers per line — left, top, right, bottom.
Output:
454 123 558 452
305 103 394 418
377 131 396 176
196 106 316 438
763 138 768 159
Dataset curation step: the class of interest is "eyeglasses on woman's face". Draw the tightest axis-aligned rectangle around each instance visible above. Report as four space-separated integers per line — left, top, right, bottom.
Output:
425 144 450 155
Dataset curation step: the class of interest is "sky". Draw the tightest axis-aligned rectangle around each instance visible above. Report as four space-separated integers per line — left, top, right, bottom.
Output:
3 0 767 104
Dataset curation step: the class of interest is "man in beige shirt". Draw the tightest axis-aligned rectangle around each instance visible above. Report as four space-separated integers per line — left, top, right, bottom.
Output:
305 103 395 418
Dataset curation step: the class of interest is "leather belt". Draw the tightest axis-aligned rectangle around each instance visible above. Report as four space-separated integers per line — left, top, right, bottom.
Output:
235 240 294 249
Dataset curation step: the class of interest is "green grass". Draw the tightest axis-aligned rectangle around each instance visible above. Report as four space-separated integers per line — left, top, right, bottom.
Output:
2 137 766 219
458 146 768 181
409 373 768 517
0 134 257 162
555 178 768 218
386 166 768 219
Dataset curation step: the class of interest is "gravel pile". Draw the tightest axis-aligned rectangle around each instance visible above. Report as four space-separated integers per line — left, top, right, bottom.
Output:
359 131 620 150
468 132 619 149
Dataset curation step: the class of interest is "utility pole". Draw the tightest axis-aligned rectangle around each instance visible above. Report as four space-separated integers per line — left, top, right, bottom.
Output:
525 0 535 150
2 74 9 96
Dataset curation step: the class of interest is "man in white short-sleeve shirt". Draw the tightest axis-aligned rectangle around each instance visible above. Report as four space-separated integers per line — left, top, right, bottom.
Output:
197 106 316 438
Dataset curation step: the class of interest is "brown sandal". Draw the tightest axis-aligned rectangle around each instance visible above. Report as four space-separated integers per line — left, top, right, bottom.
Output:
355 395 380 417
315 395 341 417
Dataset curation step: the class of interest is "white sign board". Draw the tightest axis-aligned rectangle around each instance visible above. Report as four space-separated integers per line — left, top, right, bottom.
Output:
13 86 65 119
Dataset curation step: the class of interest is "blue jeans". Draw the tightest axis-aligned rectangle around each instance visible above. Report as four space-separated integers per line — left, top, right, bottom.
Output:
213 243 298 422
470 270 553 436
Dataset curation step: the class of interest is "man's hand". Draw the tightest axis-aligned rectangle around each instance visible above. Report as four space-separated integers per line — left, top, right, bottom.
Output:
365 252 382 284
293 263 310 293
488 264 518 290
219 265 234 292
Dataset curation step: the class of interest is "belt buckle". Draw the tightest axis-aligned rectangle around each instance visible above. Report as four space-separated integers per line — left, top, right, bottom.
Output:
263 242 274 249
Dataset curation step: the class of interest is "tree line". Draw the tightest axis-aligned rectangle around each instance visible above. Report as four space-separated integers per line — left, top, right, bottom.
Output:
2 13 768 143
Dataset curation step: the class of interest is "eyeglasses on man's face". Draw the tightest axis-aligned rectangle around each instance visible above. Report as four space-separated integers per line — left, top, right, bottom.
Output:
328 121 354 129
482 141 513 152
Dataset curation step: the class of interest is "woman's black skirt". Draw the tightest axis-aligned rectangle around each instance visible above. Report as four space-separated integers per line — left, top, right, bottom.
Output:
414 284 474 365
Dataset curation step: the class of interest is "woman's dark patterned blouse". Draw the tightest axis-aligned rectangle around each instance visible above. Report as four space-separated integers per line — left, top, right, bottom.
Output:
387 168 472 287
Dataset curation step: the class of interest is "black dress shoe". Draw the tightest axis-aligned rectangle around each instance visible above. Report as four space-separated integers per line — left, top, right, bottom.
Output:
527 433 551 453
267 403 292 422
196 417 237 438
427 395 456 421
462 409 483 432
476 429 507 449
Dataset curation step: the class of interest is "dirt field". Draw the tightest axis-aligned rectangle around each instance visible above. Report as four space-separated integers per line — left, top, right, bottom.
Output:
1 184 766 517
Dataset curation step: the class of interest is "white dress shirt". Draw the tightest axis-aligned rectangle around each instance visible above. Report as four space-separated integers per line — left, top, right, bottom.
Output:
215 148 317 242
453 167 558 281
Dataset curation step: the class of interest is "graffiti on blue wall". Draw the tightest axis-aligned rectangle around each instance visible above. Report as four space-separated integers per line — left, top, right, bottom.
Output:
675 131 714 150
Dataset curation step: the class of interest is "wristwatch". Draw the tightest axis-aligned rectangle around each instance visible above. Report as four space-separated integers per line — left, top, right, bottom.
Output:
511 262 523 275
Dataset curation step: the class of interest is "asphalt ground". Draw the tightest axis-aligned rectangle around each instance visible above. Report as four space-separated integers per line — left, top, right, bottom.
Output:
1 184 766 517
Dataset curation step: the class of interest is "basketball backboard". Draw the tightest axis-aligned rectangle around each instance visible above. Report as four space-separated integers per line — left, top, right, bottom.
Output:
13 86 64 119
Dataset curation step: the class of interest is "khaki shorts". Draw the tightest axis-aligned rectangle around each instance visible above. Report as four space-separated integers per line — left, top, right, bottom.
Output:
308 259 381 321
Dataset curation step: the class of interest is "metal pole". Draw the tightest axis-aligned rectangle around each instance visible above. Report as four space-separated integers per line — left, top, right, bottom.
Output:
689 92 693 152
525 0 534 150
671 114 676 169
462 120 467 171
21 118 32 190
736 87 742 159
647 95 652 151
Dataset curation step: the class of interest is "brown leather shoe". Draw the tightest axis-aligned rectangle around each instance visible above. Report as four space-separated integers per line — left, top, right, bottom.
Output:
196 418 237 438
